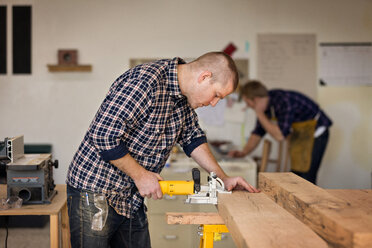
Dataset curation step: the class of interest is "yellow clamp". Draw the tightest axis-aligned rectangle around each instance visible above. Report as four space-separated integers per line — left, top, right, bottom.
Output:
199 224 229 248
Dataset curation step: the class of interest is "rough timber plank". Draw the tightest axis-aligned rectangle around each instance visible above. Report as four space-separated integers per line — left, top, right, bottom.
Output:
218 191 328 248
166 212 224 225
259 173 372 248
327 189 372 216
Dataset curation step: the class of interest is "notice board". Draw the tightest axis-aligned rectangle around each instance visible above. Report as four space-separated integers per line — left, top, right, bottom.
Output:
319 43 372 86
257 34 317 99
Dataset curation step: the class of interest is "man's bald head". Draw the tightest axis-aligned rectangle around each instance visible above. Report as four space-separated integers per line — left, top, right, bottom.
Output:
190 52 239 90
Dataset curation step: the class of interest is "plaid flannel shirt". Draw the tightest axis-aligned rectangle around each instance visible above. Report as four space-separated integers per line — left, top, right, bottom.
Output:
66 58 207 217
252 90 332 137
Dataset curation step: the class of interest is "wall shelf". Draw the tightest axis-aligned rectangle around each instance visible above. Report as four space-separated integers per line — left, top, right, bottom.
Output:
47 64 92 72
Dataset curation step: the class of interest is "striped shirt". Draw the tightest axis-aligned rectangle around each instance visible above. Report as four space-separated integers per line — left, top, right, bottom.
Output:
252 90 332 137
66 58 207 217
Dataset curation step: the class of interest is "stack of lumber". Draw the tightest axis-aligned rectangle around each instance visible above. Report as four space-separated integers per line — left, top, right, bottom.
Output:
166 172 372 248
259 173 372 248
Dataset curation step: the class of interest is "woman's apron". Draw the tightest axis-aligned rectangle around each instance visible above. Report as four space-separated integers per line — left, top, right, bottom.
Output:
271 107 318 173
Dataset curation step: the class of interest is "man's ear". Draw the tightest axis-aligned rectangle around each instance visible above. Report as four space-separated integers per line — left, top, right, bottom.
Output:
197 71 212 84
247 98 256 108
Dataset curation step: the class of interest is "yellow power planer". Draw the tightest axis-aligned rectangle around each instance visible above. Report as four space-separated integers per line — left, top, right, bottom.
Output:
159 168 231 205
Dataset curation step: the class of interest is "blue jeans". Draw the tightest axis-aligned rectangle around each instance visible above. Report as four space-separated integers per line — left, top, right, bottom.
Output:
292 129 330 184
67 185 151 248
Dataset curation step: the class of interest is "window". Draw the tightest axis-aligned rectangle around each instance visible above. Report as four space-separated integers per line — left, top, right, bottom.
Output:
0 5 32 75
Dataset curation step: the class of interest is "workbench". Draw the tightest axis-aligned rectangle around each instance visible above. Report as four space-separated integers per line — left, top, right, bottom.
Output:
148 155 257 248
0 184 70 248
167 173 372 248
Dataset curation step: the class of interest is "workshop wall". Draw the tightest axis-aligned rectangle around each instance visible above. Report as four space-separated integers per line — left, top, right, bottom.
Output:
0 0 371 188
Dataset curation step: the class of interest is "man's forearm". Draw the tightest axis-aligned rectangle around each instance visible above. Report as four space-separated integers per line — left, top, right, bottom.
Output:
110 153 146 182
110 153 163 199
242 134 262 155
190 143 227 180
256 112 284 141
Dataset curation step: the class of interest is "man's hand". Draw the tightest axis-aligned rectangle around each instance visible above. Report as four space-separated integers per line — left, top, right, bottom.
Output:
253 97 268 113
228 150 246 158
222 176 260 193
133 170 164 200
110 154 165 200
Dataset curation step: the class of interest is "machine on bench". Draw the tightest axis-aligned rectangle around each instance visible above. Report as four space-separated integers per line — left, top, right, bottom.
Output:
0 135 58 204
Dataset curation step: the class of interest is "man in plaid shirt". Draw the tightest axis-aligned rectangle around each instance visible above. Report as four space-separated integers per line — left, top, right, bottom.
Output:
66 52 259 248
229 80 332 184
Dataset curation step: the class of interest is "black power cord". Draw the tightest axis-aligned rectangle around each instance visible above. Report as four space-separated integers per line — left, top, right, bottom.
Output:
4 216 9 248
128 186 137 248
129 202 133 248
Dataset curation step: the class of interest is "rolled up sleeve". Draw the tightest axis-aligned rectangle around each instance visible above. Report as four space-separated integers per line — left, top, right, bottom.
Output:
178 109 207 157
276 98 293 138
99 140 129 161
252 119 267 137
183 136 207 157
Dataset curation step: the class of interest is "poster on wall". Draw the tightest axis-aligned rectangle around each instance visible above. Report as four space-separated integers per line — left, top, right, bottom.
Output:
319 43 372 86
257 33 317 100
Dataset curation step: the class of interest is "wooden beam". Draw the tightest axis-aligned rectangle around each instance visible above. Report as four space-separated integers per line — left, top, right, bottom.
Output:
166 212 224 225
327 189 372 216
218 191 328 248
259 172 372 248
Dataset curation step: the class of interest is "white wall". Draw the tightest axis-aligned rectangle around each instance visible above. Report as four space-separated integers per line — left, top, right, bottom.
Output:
0 0 371 188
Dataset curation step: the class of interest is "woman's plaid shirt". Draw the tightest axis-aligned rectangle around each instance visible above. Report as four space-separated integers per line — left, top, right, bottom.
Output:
252 90 332 137
66 58 207 217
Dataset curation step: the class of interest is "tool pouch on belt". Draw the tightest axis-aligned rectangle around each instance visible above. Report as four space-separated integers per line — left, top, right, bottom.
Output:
289 119 316 173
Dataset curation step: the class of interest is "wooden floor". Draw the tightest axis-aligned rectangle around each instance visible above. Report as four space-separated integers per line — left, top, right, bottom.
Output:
0 223 50 248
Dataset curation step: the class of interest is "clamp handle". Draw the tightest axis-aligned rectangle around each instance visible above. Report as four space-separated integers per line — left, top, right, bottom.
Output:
192 168 200 193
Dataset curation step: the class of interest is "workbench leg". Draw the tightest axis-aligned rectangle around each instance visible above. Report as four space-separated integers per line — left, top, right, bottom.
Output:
202 231 214 248
198 227 216 248
199 224 229 248
50 214 59 248
61 202 71 248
